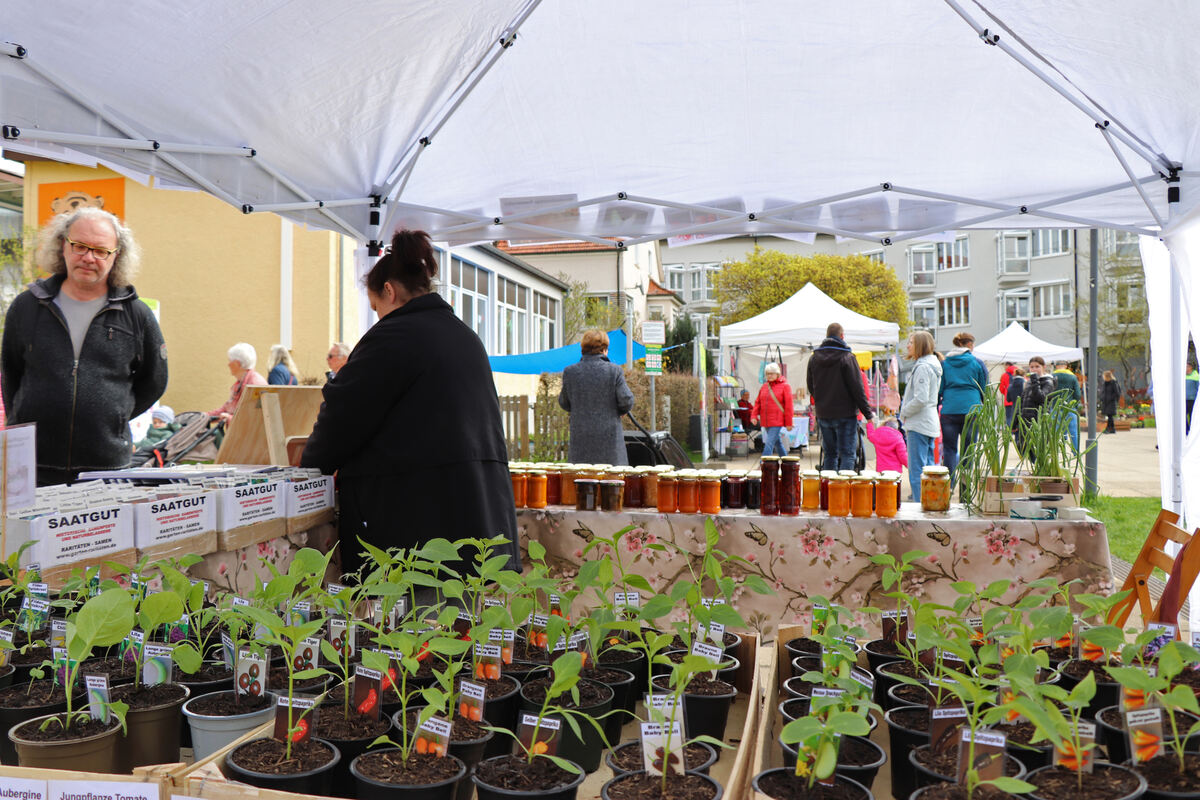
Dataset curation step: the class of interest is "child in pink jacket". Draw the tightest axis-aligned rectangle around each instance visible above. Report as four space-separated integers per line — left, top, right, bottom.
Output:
866 415 908 473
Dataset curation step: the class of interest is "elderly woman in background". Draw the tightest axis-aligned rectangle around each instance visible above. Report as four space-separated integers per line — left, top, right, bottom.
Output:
210 342 267 424
559 329 635 464
267 344 301 385
751 362 793 457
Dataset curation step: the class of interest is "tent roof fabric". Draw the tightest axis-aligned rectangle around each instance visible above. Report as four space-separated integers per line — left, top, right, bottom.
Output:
971 322 1084 364
719 283 900 350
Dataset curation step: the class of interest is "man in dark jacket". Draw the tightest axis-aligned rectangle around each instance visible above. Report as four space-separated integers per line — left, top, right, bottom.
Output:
1 207 168 486
806 322 873 470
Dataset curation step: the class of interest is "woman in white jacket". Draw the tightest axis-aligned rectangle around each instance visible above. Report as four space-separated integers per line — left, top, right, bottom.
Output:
899 330 943 501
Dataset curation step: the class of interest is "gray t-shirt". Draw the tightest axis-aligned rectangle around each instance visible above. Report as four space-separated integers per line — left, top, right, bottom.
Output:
53 292 109 359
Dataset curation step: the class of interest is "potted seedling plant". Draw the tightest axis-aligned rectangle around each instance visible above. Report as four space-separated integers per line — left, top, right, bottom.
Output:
756 690 876 800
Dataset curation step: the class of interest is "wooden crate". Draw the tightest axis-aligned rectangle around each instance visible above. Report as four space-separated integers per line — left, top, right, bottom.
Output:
0 762 174 800
979 475 1080 516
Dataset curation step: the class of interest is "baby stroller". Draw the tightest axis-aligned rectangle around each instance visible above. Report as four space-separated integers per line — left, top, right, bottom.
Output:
816 420 867 472
132 411 224 467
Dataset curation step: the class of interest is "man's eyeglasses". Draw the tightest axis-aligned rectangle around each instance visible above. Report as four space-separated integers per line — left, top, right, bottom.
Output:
65 238 118 260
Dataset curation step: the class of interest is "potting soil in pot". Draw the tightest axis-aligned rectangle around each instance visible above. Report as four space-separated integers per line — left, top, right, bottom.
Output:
80 657 137 684
913 744 1023 778
660 673 735 696
174 662 233 684
268 667 328 692
13 716 118 742
611 742 714 773
401 709 491 742
112 682 186 708
889 706 930 732
456 675 518 700
668 631 739 651
1028 765 1143 800
918 785 1015 800
317 708 392 741
521 676 611 707
756 772 868 800
187 692 271 716
355 750 464 784
232 738 335 774
605 773 719 800
1135 753 1200 794
475 754 579 791
0 681 71 708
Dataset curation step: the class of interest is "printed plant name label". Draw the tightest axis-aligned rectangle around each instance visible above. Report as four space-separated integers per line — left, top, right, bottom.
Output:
416 716 452 757
274 696 316 744
1126 708 1164 763
1054 722 1096 773
640 721 685 776
458 680 487 722
353 665 383 719
85 674 111 722
957 729 1006 783
518 713 561 757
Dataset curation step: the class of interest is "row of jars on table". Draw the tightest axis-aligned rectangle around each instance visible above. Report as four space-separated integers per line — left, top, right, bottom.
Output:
508 459 952 516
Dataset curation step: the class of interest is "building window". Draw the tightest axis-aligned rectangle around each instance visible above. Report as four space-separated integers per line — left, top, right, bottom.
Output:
937 294 970 327
911 301 936 330
495 276 529 356
648 304 665 322
936 237 969 270
861 250 885 264
448 256 490 344
664 261 720 304
1033 282 1073 318
1102 229 1141 263
998 232 1030 275
909 245 935 287
1112 279 1145 325
1001 289 1031 330
664 263 686 298
532 291 557 351
1031 229 1071 258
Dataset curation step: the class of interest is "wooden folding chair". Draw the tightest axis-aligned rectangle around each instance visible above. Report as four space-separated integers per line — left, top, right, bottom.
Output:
1107 508 1200 629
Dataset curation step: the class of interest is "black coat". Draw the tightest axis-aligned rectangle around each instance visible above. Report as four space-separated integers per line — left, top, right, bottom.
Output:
1020 373 1057 422
806 337 872 420
1100 379 1121 417
301 292 518 577
1 274 168 485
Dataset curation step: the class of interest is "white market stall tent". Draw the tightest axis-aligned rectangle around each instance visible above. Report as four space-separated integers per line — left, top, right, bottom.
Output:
972 322 1085 365
4 0 1200 627
719 283 900 352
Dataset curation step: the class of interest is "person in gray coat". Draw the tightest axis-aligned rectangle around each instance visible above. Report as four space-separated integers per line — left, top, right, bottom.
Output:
559 329 635 464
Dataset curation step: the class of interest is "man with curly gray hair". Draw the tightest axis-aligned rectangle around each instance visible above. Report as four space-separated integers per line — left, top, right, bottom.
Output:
1 207 168 485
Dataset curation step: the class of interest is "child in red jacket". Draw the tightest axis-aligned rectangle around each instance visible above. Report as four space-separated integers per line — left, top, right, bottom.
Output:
866 415 908 473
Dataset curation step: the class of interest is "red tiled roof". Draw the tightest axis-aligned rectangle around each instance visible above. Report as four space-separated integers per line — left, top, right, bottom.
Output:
646 279 676 297
494 239 620 254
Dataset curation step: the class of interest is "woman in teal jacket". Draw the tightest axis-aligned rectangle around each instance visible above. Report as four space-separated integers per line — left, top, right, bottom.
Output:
939 331 990 483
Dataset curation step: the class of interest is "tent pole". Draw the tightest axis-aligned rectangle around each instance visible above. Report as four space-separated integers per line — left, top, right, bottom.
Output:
1084 229 1099 496
1167 176 1184 514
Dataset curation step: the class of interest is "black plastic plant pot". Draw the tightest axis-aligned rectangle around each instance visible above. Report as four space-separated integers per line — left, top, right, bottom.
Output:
518 678 613 773
598 647 648 691
1024 762 1148 800
0 665 14 692
604 739 718 776
887 682 936 709
863 640 900 674
751 768 873 800
472 754 588 800
779 735 886 791
1056 661 1120 719
479 675 522 760
322 713 395 799
600 769 724 800
1007 736 1054 774
783 676 813 700
350 750 466 800
652 652 741 684
908 743 1026 789
875 661 912 711
778 699 878 736
1096 704 1200 766
594 667 637 748
791 656 822 680
391 707 494 800
650 675 737 750
884 707 929 800
225 737 343 795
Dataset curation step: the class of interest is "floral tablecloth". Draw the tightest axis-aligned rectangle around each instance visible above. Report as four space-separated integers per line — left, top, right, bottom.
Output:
516 505 1113 639
187 523 339 596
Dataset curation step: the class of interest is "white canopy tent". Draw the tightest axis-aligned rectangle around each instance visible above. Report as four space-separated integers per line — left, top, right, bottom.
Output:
719 283 900 352
972 323 1085 365
4 1 1200 626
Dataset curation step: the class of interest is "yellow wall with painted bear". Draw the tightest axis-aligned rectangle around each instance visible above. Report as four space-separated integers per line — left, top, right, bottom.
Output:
24 162 359 416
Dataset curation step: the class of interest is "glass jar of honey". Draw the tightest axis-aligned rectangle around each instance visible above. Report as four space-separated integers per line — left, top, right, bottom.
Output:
575 478 599 511
561 465 580 507
780 456 801 515
657 472 678 513
850 476 874 518
699 472 722 515
819 470 837 511
510 469 527 508
827 475 851 517
921 466 952 512
746 471 762 509
726 472 746 509
526 470 548 509
801 469 821 510
760 457 780 516
544 466 562 505
676 471 700 514
875 473 900 517
600 479 625 511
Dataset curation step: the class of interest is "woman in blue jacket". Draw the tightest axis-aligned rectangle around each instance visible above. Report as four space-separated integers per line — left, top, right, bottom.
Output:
939 331 990 483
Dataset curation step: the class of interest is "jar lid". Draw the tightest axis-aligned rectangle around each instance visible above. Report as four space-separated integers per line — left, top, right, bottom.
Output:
802 469 820 477
653 465 674 473
509 467 527 474
837 470 858 476
782 455 801 462
593 463 613 470
727 471 746 479
820 470 839 478
761 456 781 462
601 479 625 486
658 471 678 480
922 465 950 475
859 471 879 480
747 470 762 479
830 475 851 482
527 469 546 476
574 477 599 484
877 472 900 482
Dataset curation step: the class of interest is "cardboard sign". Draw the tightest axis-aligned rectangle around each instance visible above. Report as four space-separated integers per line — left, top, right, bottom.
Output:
458 680 486 722
132 492 215 548
85 674 111 722
48 782 156 800
517 713 560 757
0 776 45 800
1126 708 1165 763
143 643 174 686
274 696 315 744
13 505 134 568
0 423 37 513
215 482 284 530
285 476 335 517
1054 722 1096 773
640 721 685 776
957 729 1006 783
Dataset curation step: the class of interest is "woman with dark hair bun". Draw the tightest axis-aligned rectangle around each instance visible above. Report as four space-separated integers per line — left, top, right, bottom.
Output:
301 230 518 577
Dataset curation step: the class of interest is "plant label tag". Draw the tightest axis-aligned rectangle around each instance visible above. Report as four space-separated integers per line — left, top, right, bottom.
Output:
1054 722 1096 773
517 713 560 757
640 721 685 776
957 729 1006 784
811 601 831 636
1126 708 1165 763
1144 623 1176 661
416 716 452 757
49 617 67 648
165 613 190 645
236 650 266 697
220 631 235 670
23 597 51 631
328 618 355 658
487 629 516 664
614 591 641 608
122 629 145 664
0 776 45 800
850 668 875 695
143 643 173 686
938 648 965 666
370 601 392 633
289 601 312 625
50 648 77 688
458 680 487 722
1079 626 1105 662
568 631 593 667
1120 666 1158 712
353 665 382 719
274 696 315 744
691 640 724 665
809 686 845 717
295 638 320 671
189 578 210 600
29 582 49 598
529 614 550 650
1055 616 1079 652
473 643 503 681
452 610 475 637
995 682 1024 724
882 609 908 644
0 629 13 668
85 674 111 723
231 595 251 607
1193 632 1200 670
550 635 568 654
548 594 564 618
930 706 969 757
327 582 347 595
483 597 504 609
645 693 686 727
701 621 725 645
